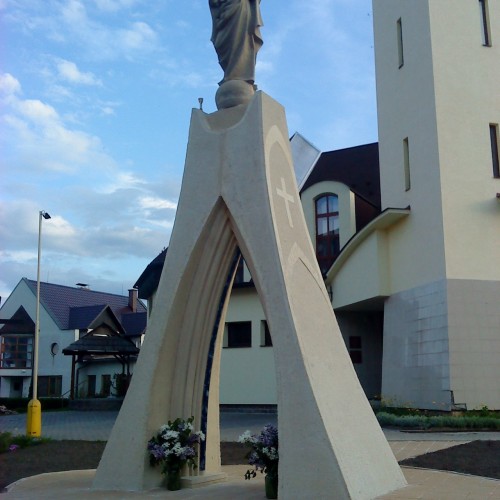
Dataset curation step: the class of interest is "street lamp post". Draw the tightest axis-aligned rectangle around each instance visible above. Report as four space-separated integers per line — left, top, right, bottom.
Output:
27 210 51 437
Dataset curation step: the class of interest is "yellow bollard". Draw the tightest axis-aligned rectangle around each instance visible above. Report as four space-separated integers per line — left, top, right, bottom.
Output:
26 399 42 437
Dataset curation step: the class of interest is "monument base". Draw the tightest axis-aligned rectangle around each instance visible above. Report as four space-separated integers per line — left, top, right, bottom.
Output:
181 472 228 489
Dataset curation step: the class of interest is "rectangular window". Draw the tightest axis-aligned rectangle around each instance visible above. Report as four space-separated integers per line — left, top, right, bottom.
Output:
101 374 111 397
349 336 363 364
403 137 411 191
87 375 96 397
225 321 252 348
397 18 404 68
479 0 492 46
490 124 500 178
38 376 62 397
0 335 33 368
260 321 273 347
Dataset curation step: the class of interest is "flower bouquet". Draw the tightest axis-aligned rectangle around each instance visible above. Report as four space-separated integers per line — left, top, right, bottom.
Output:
147 416 205 491
238 424 279 499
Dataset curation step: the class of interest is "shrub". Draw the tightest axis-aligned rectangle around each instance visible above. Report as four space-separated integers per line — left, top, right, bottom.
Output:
0 432 49 454
376 412 500 430
0 397 69 413
0 432 13 453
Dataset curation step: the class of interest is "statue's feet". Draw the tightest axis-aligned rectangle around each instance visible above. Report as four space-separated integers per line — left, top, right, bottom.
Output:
216 80 255 110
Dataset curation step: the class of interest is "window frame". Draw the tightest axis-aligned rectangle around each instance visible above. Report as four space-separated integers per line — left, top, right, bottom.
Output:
315 193 340 275
349 336 363 365
479 0 492 47
38 375 62 397
490 124 500 178
403 137 411 191
224 321 252 348
397 18 404 68
260 321 273 347
0 335 33 369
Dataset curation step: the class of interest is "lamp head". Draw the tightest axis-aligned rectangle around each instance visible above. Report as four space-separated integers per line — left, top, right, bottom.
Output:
42 211 51 220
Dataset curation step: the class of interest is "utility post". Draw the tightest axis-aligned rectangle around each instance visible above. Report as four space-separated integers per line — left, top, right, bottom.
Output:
27 210 51 436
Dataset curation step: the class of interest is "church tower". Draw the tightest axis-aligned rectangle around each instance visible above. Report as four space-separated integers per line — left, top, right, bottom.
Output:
373 0 500 409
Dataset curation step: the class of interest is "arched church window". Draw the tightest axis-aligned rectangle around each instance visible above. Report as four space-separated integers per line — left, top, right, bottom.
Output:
315 194 340 274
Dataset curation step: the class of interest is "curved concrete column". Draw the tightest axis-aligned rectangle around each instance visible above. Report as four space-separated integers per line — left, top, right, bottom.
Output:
94 92 406 498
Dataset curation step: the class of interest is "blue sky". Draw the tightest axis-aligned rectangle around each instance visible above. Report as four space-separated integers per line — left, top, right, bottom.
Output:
0 0 377 300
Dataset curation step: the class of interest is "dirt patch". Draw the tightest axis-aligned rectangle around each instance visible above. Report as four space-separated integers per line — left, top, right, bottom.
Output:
0 441 248 491
1 440 498 491
400 440 500 480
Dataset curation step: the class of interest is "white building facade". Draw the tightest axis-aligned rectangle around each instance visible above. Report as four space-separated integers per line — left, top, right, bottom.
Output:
0 279 146 400
370 0 500 410
218 0 500 410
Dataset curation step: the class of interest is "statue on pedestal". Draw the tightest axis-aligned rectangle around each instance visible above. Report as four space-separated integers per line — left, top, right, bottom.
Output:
209 0 263 108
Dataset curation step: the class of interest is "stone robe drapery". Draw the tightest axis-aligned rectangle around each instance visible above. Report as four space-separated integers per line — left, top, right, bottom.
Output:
210 0 263 85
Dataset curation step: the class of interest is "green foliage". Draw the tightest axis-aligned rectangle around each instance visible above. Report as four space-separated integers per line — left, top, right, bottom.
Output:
0 432 12 453
376 397 423 416
0 431 50 454
112 374 130 397
0 398 69 413
376 412 500 430
469 405 499 419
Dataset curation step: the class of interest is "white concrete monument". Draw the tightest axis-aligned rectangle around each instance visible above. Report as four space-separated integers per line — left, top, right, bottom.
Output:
93 4 406 498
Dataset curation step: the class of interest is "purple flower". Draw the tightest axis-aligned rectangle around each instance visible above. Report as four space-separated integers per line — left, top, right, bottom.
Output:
240 424 278 479
9 444 20 452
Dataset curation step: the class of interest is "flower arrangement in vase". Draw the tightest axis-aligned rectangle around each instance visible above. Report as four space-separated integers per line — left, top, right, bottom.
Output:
238 424 279 499
147 416 205 491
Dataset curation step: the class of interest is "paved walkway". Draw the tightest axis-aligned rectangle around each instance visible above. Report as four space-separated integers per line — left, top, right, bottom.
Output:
2 410 499 444
1 411 499 499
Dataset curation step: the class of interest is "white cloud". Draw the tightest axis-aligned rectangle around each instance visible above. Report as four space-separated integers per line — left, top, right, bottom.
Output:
61 0 88 25
1 74 114 174
94 0 139 13
138 196 177 211
0 73 21 96
101 171 148 193
44 215 77 238
101 106 115 115
17 98 59 122
119 21 157 51
56 59 102 86
60 2 159 61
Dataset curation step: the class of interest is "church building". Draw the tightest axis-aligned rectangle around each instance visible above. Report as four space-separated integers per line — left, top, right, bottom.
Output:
136 0 500 411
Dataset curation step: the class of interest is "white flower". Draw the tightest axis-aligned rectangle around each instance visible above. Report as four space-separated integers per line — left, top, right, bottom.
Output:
238 430 258 444
263 447 278 460
159 424 169 433
163 430 179 440
195 430 206 441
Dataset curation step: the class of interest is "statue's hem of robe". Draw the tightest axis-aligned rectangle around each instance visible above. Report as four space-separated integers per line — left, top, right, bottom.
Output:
210 0 263 84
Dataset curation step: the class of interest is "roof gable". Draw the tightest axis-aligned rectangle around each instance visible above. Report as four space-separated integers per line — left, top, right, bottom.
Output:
23 278 146 330
134 248 167 300
68 305 125 334
300 142 381 208
63 322 139 356
0 306 35 335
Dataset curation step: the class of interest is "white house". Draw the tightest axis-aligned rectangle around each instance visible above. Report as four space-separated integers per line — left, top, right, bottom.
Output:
0 278 146 399
138 0 500 411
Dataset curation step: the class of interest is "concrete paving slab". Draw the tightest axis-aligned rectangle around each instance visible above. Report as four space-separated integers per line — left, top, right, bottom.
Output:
1 410 498 443
1 467 499 500
1 411 499 499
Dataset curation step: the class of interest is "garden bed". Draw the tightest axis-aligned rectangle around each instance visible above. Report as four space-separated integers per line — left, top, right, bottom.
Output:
1 440 499 491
